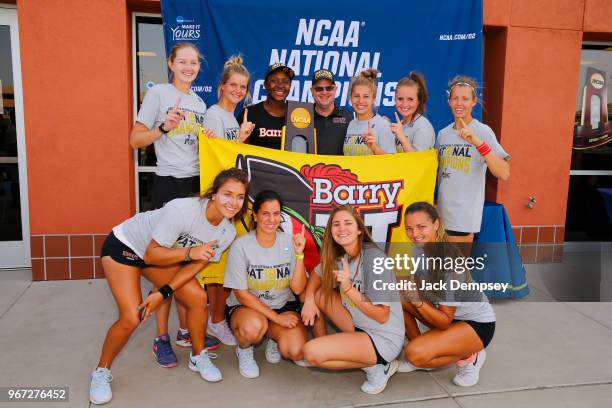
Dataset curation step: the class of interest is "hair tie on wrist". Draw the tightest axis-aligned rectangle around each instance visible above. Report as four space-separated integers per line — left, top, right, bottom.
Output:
158 284 173 299
476 142 492 156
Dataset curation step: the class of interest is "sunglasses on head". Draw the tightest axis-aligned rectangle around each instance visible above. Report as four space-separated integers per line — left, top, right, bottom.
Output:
313 85 335 92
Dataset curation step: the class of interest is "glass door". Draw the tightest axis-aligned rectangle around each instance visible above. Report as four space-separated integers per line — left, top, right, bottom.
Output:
0 7 30 268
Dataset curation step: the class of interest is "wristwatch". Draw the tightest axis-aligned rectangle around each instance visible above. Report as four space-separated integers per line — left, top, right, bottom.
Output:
158 123 169 134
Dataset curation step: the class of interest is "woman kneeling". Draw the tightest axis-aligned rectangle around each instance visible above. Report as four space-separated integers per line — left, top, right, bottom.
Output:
224 190 308 378
302 206 404 394
399 202 496 387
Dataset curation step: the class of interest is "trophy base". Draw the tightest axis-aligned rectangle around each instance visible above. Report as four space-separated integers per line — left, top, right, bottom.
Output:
573 122 612 149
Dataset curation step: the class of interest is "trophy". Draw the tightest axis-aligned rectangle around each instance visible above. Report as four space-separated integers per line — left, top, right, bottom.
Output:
573 67 612 149
282 101 317 153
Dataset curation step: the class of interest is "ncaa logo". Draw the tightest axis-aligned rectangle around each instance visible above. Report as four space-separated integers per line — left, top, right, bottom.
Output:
176 16 185 23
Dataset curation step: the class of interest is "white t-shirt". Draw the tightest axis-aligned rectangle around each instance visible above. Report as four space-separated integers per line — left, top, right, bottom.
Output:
344 114 396 156
435 119 509 232
136 84 206 178
113 198 235 260
395 114 436 152
203 104 241 141
224 231 297 310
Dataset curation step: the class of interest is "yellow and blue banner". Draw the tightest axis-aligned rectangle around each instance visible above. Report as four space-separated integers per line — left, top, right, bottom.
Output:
198 137 437 284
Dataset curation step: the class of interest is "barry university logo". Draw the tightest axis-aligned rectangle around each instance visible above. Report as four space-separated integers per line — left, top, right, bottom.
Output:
236 155 404 270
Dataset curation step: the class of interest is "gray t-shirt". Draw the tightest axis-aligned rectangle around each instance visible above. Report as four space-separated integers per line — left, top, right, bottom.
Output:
203 104 240 141
435 119 509 232
395 114 436 153
315 244 404 362
112 198 236 260
224 231 297 310
136 84 206 178
344 114 396 156
411 246 496 324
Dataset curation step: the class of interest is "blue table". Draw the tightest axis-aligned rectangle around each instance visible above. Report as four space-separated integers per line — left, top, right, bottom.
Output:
597 188 612 223
473 201 530 299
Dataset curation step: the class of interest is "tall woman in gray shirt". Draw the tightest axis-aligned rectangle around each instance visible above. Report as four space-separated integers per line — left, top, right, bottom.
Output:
129 43 214 359
435 76 510 243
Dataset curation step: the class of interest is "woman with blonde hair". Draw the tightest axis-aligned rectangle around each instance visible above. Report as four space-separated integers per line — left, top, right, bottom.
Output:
436 76 510 243
203 55 255 143
200 55 255 346
343 69 396 156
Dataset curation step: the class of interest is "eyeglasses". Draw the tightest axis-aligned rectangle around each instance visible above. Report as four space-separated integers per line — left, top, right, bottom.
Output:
313 85 336 92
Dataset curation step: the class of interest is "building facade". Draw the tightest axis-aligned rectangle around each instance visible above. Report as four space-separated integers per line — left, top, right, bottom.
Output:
0 0 610 280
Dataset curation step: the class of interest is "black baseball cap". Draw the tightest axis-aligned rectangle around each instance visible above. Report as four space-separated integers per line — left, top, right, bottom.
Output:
265 63 295 80
312 69 335 85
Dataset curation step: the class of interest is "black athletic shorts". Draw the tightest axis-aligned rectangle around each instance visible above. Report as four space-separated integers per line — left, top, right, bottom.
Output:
100 231 149 268
152 175 200 209
225 300 302 326
355 327 388 365
454 319 496 348
445 229 472 237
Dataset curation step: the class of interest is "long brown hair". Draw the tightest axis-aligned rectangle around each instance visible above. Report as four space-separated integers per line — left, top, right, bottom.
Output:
320 206 373 306
404 202 469 302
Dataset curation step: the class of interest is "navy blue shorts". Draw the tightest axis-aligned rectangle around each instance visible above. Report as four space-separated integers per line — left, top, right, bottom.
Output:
355 327 388 365
225 300 301 326
454 319 496 348
100 232 149 268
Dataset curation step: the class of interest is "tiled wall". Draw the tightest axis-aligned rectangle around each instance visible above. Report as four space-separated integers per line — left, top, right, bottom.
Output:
512 225 565 264
29 226 564 280
30 234 107 281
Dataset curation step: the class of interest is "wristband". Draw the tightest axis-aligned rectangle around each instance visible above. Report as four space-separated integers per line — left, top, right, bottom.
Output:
158 284 173 299
476 141 492 156
158 123 169 134
184 247 192 262
295 253 304 260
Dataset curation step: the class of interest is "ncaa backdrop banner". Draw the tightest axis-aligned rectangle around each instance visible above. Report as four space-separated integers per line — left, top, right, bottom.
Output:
160 0 483 131
197 137 437 284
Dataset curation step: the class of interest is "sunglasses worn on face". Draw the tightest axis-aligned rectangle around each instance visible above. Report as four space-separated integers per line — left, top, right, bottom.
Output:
314 85 335 92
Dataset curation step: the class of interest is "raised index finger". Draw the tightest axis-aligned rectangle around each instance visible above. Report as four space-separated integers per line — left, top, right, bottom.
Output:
458 117 467 129
173 98 181 111
300 223 306 237
394 111 402 124
243 108 248 123
367 120 372 132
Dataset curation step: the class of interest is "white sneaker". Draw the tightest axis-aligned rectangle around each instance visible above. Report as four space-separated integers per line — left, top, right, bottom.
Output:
236 346 260 378
453 349 486 387
397 358 433 373
265 338 281 363
293 359 312 367
361 360 399 394
89 367 113 405
189 349 222 382
207 319 238 346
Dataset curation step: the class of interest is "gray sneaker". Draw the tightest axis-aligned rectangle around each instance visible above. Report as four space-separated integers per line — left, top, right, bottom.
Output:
89 367 113 405
361 360 399 394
